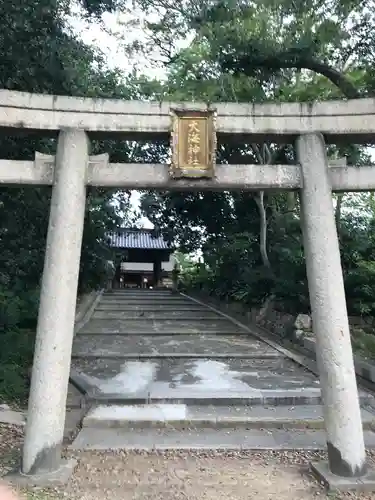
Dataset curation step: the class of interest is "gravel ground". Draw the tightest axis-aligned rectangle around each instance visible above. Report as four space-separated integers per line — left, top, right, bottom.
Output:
2 423 375 500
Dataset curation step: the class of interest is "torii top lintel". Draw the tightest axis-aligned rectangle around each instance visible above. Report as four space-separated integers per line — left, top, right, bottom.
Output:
0 89 375 143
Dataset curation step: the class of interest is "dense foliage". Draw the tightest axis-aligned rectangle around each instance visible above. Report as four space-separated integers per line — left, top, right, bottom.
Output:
129 0 375 321
0 0 136 402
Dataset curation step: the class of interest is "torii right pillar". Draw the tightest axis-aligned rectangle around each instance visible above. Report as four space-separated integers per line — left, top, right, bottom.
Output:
297 133 375 490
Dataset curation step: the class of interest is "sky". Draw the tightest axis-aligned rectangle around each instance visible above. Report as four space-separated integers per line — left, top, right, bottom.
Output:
68 9 161 229
68 8 166 77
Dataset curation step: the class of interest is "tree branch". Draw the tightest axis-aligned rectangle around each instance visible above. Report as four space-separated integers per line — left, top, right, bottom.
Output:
299 58 361 98
229 52 361 99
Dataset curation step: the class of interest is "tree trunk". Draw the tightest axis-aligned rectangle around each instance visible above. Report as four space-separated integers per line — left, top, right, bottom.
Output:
287 192 296 211
335 194 343 224
252 143 273 270
254 190 271 269
335 194 345 227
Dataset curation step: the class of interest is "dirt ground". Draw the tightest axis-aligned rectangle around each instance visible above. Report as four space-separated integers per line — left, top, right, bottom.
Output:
1 423 375 500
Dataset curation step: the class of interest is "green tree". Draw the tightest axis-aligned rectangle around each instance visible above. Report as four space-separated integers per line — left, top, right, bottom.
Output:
132 0 375 323
0 0 137 402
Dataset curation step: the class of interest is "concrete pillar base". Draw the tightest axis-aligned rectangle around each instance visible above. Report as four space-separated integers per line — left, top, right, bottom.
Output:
311 461 375 492
6 458 77 487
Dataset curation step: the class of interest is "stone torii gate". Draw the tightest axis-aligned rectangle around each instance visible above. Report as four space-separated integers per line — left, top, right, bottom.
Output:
2 90 375 487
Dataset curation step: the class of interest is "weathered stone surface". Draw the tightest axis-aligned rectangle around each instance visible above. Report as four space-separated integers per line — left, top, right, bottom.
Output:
71 356 320 402
66 383 83 408
92 310 221 320
294 314 312 331
64 409 85 440
298 133 367 478
3 89 375 142
294 329 304 341
78 318 245 335
6 459 77 487
311 461 375 492
22 129 89 477
72 334 279 358
96 304 207 311
82 403 375 430
70 427 375 451
0 408 26 426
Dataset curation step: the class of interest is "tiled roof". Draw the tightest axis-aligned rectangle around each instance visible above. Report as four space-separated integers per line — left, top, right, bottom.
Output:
107 229 171 250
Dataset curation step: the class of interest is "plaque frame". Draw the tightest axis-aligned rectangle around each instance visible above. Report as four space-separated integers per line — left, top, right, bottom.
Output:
170 109 217 179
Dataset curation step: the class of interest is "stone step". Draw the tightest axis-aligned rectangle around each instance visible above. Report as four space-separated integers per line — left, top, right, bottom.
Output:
71 354 375 408
101 293 192 303
91 311 223 320
82 403 375 430
99 301 196 308
100 300 180 304
78 385 373 408
78 328 247 336
78 319 245 335
101 295 192 298
67 383 84 408
71 356 325 406
98 303 197 309
96 304 208 311
86 317 229 326
104 290 174 293
72 333 281 358
102 291 178 294
85 391 324 406
73 353 285 360
82 391 374 407
71 426 375 451
105 290 173 292
64 409 86 442
101 294 191 299
102 292 184 300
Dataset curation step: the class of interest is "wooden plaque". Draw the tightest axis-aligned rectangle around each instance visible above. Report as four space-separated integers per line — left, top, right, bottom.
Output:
170 109 217 179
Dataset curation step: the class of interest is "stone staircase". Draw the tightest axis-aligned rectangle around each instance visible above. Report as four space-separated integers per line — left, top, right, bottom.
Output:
69 289 375 451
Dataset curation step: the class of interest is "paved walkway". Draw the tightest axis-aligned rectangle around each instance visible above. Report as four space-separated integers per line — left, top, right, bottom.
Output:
70 289 375 450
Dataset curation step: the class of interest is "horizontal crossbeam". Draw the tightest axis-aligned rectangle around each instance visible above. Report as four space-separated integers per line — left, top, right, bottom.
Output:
0 159 374 192
0 90 375 141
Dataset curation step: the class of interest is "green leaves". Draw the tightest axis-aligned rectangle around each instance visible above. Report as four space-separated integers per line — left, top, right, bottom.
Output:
80 0 121 16
0 0 137 403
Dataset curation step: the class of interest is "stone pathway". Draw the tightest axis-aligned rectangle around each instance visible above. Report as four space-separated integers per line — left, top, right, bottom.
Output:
70 289 375 450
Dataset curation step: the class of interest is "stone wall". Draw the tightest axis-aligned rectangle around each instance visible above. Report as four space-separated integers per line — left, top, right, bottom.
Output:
348 316 374 332
186 291 308 341
249 295 313 342
187 290 375 385
187 290 370 344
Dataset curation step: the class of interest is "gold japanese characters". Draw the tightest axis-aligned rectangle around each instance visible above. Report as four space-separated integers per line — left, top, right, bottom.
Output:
170 109 217 179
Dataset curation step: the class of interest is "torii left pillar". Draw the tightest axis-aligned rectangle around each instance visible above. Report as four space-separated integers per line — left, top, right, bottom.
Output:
21 129 89 480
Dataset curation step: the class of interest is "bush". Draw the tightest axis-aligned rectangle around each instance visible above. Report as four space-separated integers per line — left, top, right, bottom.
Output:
351 328 375 360
0 328 35 404
0 285 38 403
